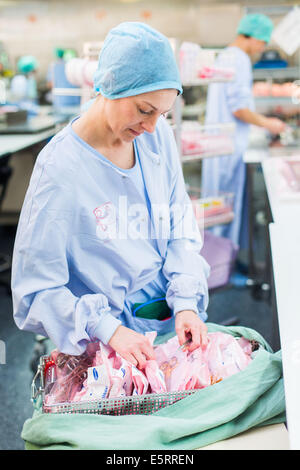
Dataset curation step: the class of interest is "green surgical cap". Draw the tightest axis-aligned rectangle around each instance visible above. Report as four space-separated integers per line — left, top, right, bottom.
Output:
237 14 274 44
94 22 182 99
54 47 65 59
17 55 38 74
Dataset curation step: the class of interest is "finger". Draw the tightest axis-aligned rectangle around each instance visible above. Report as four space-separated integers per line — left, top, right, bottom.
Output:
175 318 186 346
188 327 201 352
123 352 138 368
134 350 147 370
176 325 188 347
200 325 208 347
141 340 156 361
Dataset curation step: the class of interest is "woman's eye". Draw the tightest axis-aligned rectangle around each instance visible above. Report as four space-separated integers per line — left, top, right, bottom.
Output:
138 108 152 115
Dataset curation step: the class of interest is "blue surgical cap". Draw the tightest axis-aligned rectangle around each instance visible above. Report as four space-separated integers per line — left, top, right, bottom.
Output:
94 22 183 99
237 14 274 44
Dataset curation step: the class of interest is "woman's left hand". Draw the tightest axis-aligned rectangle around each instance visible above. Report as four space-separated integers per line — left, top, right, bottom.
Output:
175 310 208 352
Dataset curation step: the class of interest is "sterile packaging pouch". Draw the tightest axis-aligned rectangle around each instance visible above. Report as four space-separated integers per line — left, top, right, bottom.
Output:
85 365 111 399
132 366 149 395
44 346 99 405
144 360 167 393
205 332 252 381
109 366 128 398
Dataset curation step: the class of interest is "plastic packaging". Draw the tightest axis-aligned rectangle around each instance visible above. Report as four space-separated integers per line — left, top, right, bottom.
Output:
187 186 234 229
44 331 257 407
181 121 235 158
44 359 57 395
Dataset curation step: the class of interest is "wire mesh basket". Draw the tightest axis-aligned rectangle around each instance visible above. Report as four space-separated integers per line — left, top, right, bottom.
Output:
31 355 197 416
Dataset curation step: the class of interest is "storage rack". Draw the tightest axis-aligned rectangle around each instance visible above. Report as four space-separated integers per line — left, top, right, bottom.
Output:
172 42 236 229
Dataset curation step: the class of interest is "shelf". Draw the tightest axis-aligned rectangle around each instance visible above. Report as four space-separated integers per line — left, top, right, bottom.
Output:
188 189 234 228
180 122 235 162
52 88 83 96
178 42 236 231
254 96 298 106
253 67 300 81
181 150 231 163
182 77 234 87
202 211 234 228
182 103 206 118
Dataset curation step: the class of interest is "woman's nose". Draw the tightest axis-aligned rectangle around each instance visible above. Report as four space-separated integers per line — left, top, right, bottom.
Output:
141 114 159 133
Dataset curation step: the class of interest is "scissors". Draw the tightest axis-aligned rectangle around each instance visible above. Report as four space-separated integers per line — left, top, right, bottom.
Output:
178 336 192 351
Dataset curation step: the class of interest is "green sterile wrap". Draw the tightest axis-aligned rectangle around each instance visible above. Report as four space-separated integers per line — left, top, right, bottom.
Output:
22 323 286 450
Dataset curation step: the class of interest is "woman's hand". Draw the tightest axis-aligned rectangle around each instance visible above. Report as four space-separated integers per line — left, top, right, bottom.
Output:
108 325 155 369
265 117 286 135
175 310 208 352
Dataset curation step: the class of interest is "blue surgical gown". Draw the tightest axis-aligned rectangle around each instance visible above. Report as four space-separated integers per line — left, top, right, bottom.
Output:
11 115 210 355
201 46 255 248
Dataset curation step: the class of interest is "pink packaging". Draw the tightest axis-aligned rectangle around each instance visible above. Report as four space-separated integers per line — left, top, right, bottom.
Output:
154 332 253 392
132 366 149 395
144 360 167 393
45 330 256 405
110 358 133 397
205 332 251 381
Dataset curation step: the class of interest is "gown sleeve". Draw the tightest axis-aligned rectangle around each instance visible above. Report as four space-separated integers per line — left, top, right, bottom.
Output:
11 153 121 355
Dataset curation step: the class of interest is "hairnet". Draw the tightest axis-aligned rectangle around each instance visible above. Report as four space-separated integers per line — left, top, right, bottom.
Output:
93 22 182 99
237 14 274 43
17 55 38 74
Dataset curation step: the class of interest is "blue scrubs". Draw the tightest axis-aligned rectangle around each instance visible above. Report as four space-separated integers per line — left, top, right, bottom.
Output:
11 116 210 355
201 46 255 247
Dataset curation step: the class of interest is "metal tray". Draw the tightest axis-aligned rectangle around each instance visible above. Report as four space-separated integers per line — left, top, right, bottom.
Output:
31 355 197 416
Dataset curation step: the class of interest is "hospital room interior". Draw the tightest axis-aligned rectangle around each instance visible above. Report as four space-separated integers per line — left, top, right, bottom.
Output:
0 0 299 452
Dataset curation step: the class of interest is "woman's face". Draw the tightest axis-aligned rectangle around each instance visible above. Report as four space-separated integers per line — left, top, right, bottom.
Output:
248 37 267 56
103 89 178 143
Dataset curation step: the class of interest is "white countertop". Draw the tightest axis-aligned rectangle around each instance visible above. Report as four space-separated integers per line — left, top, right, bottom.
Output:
0 126 60 157
269 223 300 450
0 106 76 157
244 145 300 165
201 423 289 450
262 155 300 224
261 151 300 450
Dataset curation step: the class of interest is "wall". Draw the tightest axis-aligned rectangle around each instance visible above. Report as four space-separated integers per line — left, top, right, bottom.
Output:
0 1 296 82
0 0 245 81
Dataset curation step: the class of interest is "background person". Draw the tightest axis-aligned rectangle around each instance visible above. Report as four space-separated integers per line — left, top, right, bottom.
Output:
201 14 286 252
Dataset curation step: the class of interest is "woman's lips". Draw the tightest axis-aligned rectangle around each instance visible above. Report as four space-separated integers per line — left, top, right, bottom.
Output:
129 128 142 136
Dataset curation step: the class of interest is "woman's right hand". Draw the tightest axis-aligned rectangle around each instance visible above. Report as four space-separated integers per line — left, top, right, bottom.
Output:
108 325 155 370
265 117 286 135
